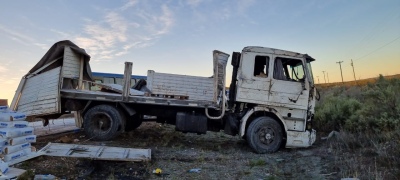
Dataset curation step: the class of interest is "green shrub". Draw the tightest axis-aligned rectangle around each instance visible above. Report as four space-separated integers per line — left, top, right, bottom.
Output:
315 75 400 132
315 95 361 132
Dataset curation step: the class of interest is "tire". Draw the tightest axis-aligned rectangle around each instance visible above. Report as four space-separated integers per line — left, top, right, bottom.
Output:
246 116 283 153
125 115 143 131
83 105 125 141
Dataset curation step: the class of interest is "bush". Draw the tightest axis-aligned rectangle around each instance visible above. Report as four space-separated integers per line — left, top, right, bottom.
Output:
315 75 400 133
315 95 361 132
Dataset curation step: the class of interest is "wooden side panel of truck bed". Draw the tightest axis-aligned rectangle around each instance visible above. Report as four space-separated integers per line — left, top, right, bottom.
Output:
146 70 214 101
62 47 81 79
16 67 61 116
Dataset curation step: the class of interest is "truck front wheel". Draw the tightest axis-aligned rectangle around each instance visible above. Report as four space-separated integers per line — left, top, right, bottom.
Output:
246 116 283 153
83 105 125 141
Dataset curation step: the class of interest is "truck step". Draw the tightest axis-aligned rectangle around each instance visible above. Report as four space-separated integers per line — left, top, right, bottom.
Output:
146 93 189 100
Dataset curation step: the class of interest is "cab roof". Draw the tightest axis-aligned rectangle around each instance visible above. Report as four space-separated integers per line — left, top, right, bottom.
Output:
243 46 315 61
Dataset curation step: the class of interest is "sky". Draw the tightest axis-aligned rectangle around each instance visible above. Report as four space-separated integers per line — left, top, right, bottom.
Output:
0 0 399 103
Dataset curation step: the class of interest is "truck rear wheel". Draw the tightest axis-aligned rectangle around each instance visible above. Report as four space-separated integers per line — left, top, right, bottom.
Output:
246 116 283 153
83 105 125 141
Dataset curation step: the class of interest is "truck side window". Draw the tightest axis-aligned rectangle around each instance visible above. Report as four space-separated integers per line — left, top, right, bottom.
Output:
274 58 305 82
253 56 269 78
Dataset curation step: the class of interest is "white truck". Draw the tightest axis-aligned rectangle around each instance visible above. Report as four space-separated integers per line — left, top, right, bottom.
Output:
11 40 317 153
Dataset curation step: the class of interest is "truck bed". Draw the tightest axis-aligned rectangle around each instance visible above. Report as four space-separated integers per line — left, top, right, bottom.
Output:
11 41 229 119
60 89 218 108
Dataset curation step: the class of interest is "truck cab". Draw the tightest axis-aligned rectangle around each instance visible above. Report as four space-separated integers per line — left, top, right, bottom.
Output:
227 46 317 153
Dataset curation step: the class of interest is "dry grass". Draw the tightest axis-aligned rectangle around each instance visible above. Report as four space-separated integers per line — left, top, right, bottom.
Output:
326 130 400 179
316 74 400 89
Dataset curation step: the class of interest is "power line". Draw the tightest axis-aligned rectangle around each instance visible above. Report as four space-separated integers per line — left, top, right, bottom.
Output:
354 35 400 61
345 9 398 59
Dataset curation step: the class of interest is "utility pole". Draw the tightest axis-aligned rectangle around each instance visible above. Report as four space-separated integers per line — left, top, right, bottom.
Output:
317 76 320 84
327 72 330 83
351 59 357 84
322 71 326 83
336 61 344 83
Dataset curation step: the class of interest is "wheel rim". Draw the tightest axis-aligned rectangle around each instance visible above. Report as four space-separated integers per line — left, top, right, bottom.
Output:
258 127 275 145
91 112 112 134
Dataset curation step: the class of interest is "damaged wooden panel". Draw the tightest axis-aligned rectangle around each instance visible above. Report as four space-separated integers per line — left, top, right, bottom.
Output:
16 67 61 116
62 46 81 79
147 70 214 101
38 143 151 162
97 83 145 96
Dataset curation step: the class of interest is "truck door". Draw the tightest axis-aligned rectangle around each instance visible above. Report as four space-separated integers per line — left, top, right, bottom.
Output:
269 56 310 116
235 52 272 104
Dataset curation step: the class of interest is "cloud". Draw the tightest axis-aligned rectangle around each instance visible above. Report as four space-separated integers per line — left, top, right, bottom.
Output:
237 0 256 14
33 43 48 50
50 29 71 38
0 25 53 50
74 11 130 60
120 0 138 11
0 25 35 42
73 2 175 61
154 5 174 36
187 0 203 7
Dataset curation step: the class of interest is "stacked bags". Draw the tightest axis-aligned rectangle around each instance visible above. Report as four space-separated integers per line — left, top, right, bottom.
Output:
0 104 36 175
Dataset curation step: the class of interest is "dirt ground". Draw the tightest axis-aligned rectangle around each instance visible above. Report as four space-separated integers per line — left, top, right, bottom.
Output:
15 122 352 180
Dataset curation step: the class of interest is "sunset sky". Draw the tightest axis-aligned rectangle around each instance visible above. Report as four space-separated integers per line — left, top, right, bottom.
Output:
1 0 399 104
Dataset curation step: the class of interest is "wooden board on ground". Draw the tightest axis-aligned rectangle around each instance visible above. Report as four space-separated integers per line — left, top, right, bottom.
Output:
38 143 151 162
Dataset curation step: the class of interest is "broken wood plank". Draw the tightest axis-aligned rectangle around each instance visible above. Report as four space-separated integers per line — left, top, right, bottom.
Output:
98 83 145 96
38 143 151 162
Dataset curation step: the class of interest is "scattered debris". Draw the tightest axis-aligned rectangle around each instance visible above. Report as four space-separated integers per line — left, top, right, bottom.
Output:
188 168 201 173
59 136 73 143
321 131 340 140
33 174 56 180
152 168 162 175
78 166 95 178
